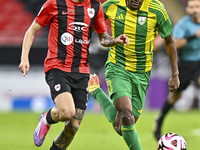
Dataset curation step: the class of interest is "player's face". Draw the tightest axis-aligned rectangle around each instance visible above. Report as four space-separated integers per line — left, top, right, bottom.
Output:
186 0 200 19
126 0 143 10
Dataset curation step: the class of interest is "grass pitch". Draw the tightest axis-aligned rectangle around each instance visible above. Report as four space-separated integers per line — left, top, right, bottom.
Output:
0 109 199 150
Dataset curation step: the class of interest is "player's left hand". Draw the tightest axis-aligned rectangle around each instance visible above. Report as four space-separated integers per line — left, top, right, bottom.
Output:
115 34 129 46
168 75 180 92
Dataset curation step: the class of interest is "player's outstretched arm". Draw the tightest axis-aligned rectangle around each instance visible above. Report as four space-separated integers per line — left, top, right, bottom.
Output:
164 33 180 92
97 32 129 47
19 20 42 76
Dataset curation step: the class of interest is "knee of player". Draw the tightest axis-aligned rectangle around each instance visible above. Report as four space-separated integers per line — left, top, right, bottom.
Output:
120 110 135 124
59 110 75 121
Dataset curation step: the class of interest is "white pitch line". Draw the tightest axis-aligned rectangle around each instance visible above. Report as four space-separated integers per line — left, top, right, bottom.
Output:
192 129 200 136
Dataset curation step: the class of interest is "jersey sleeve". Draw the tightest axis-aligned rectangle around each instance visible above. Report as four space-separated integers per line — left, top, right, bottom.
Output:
93 3 108 34
35 0 56 27
156 4 173 38
102 0 112 20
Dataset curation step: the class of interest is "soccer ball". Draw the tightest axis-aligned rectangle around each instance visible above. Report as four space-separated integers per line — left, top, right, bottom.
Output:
157 133 187 150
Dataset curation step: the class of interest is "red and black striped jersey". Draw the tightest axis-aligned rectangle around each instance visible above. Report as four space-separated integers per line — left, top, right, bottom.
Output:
35 0 107 74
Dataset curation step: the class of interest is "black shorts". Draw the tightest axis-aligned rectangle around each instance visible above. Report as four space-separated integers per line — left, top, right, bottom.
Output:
45 69 89 110
176 60 200 92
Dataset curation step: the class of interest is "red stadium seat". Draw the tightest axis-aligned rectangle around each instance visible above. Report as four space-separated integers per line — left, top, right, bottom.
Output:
0 0 35 45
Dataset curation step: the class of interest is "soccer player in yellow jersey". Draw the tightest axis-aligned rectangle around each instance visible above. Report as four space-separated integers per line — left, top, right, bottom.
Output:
88 0 180 149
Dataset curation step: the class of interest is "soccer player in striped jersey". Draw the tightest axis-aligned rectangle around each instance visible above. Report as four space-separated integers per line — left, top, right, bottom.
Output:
19 0 129 149
88 0 180 149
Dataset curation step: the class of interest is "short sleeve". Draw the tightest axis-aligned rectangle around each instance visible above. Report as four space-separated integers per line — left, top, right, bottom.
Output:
102 0 112 20
35 0 55 27
156 5 173 38
93 3 108 34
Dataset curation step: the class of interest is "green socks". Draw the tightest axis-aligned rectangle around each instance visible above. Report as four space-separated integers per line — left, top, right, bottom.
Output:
93 88 142 150
93 88 117 123
121 124 143 150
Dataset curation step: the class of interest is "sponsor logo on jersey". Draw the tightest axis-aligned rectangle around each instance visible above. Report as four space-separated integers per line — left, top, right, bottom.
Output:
62 11 72 15
61 32 73 45
87 8 95 18
75 39 90 44
68 22 88 32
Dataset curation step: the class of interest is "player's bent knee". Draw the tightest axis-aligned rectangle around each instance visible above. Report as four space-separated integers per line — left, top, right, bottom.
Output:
59 110 75 121
120 111 135 125
121 114 133 123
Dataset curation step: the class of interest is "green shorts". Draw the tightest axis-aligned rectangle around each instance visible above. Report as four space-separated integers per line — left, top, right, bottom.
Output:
105 63 151 118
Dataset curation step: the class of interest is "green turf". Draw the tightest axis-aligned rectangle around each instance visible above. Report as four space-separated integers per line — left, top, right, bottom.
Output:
0 109 199 150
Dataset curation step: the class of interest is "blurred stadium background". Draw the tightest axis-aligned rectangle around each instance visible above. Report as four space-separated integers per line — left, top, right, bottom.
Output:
0 0 200 149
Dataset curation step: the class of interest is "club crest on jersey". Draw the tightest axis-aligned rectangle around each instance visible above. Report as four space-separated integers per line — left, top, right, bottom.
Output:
138 16 146 25
87 8 95 18
55 84 61 91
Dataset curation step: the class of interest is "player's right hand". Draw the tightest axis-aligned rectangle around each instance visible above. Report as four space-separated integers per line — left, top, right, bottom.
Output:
19 59 30 77
168 75 180 92
115 34 129 47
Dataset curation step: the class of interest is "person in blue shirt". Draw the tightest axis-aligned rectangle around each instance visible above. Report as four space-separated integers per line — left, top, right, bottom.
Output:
154 0 200 141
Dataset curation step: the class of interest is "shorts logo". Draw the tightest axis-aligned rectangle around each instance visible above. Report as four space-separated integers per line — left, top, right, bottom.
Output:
55 84 61 91
138 109 143 114
106 80 113 95
61 32 73 45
